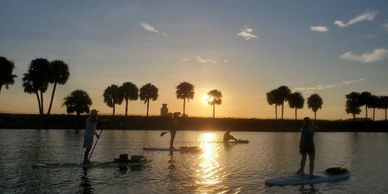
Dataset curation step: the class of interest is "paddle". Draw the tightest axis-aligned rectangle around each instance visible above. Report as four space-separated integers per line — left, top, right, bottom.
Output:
160 131 169 137
88 129 103 160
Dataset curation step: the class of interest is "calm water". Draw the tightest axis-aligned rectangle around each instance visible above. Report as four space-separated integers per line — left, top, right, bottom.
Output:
1 129 388 193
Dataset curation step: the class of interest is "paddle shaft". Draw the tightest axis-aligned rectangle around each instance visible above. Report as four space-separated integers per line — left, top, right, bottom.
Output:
88 129 103 160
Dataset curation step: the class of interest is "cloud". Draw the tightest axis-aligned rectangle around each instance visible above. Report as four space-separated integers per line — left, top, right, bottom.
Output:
181 56 217 64
310 26 329 32
295 79 365 92
383 22 388 32
341 48 388 63
237 27 258 40
140 22 169 37
334 10 378 27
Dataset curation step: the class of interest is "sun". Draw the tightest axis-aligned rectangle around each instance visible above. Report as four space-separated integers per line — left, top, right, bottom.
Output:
201 94 209 105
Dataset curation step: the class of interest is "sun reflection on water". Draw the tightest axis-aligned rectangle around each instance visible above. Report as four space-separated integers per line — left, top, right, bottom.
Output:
197 132 221 190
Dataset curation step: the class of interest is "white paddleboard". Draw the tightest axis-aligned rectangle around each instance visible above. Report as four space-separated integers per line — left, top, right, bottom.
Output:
143 146 201 152
265 171 350 186
33 160 152 168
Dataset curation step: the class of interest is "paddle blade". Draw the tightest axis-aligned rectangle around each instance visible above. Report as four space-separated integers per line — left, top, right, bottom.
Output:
160 132 167 137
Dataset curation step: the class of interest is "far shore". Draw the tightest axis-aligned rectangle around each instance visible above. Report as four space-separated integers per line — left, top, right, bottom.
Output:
0 113 387 132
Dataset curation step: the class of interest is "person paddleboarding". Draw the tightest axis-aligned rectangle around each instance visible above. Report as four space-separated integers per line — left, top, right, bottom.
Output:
223 130 237 143
297 117 318 177
160 113 179 150
83 109 100 164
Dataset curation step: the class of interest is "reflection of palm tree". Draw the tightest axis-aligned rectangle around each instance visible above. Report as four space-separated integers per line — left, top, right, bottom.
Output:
346 92 361 121
120 82 138 116
103 85 123 116
176 82 194 116
63 90 92 116
140 83 158 117
276 86 291 120
379 96 388 120
207 89 222 118
47 60 70 115
22 58 51 115
360 91 372 119
288 92 304 120
266 89 278 120
307 94 323 120
0 56 17 92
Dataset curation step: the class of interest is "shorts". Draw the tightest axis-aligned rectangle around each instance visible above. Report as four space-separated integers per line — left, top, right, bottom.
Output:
299 145 315 155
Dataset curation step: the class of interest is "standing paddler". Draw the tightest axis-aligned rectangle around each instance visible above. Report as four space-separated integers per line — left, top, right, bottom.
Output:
83 109 100 164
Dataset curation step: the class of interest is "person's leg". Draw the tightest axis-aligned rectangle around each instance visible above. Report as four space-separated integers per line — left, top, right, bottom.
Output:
299 153 307 175
84 148 91 163
169 132 176 149
308 152 315 176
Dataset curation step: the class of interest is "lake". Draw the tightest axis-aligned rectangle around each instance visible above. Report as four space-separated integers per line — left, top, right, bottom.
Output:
1 129 387 193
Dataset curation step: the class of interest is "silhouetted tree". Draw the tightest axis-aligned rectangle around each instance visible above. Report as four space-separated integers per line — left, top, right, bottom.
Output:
276 86 291 120
379 96 388 120
0 56 17 92
139 83 158 117
346 92 361 121
266 89 278 120
359 91 372 119
22 58 51 115
369 95 379 121
176 82 194 116
120 82 138 116
307 94 323 120
207 89 222 118
288 92 304 120
47 60 70 115
62 90 92 116
103 85 123 116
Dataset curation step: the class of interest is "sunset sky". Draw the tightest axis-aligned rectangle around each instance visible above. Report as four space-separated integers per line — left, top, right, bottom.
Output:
1 0 388 120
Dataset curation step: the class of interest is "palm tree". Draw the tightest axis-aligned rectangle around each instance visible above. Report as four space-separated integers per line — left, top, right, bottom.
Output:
360 91 372 119
0 56 17 93
288 92 304 120
346 92 361 121
139 83 158 117
207 89 222 118
22 58 51 115
266 89 278 120
176 82 195 116
47 60 70 115
276 86 291 120
119 82 138 116
379 96 388 120
103 84 123 116
369 95 379 121
307 94 323 120
62 90 92 116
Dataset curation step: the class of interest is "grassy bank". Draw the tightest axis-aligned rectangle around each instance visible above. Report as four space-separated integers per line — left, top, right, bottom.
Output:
0 113 387 132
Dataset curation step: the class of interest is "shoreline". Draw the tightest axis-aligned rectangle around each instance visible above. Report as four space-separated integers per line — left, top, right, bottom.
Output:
1 113 387 132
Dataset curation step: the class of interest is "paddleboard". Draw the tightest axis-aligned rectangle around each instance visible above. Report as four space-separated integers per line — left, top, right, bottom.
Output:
143 146 201 152
265 171 350 186
33 160 152 169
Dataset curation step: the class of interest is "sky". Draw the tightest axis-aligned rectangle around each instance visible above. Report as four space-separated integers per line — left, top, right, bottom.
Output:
1 0 388 120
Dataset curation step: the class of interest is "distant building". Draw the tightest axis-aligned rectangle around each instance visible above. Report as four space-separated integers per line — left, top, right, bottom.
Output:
160 104 168 116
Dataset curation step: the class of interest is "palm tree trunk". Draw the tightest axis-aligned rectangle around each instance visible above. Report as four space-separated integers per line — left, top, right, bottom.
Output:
365 106 368 119
125 99 128 116
353 113 356 121
113 104 115 116
47 81 57 115
373 108 375 121
385 109 387 120
275 105 278 120
35 92 42 114
295 108 297 120
213 104 215 118
40 90 44 115
146 99 150 117
183 98 186 115
281 102 284 120
314 111 317 120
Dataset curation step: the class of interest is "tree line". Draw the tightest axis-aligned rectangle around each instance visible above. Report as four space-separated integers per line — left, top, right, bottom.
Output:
1 56 388 120
346 91 388 121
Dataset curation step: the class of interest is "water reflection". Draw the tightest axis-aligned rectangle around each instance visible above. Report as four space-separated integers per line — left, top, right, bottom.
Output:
299 185 318 194
80 167 94 194
197 133 221 191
